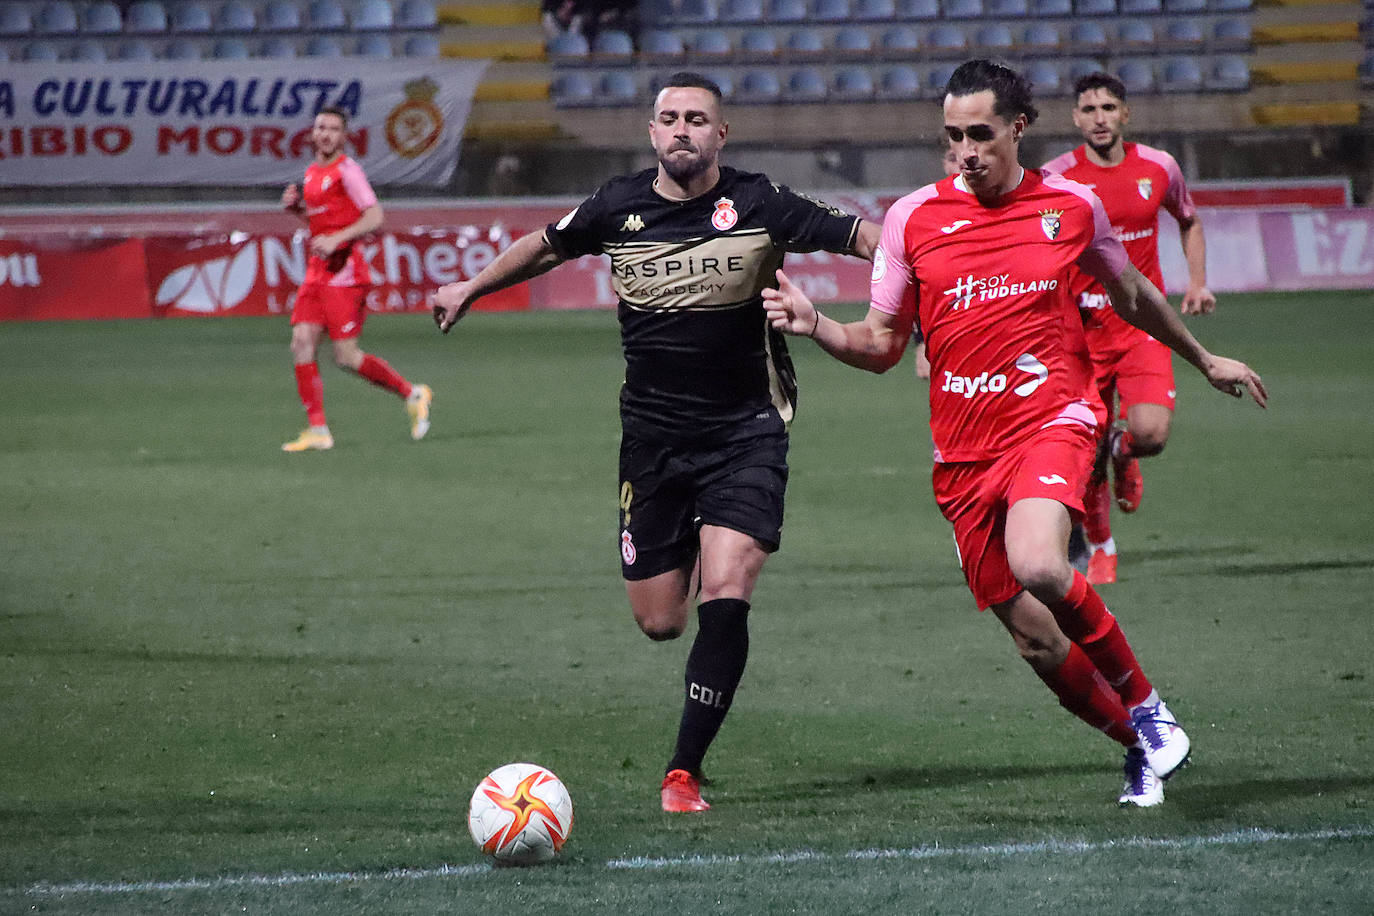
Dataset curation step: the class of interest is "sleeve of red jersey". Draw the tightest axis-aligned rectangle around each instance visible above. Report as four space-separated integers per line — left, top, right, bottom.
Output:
1138 145 1197 224
337 157 379 211
869 190 929 323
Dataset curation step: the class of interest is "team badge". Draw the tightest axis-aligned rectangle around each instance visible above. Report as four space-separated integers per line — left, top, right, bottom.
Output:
385 77 444 160
1137 177 1153 200
621 214 645 232
320 176 332 191
1039 208 1063 241
711 197 738 231
620 530 637 565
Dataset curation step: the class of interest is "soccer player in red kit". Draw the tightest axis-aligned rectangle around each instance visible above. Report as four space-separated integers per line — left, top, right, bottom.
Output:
1042 72 1214 583
280 106 432 452
763 60 1265 806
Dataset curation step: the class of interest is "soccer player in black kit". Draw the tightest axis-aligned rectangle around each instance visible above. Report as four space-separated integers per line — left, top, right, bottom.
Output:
431 72 879 812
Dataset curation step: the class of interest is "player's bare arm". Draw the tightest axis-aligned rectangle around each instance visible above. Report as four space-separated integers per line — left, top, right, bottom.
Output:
310 203 382 258
430 231 565 333
851 219 882 261
1177 216 1216 316
1102 264 1266 407
762 268 910 372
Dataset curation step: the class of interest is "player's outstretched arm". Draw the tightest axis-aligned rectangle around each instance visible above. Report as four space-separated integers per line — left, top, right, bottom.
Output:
1103 264 1266 407
430 232 565 334
762 269 910 373
1178 217 1216 315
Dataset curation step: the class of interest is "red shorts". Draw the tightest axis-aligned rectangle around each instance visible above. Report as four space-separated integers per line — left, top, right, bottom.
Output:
931 422 1096 611
1092 335 1175 419
291 283 367 340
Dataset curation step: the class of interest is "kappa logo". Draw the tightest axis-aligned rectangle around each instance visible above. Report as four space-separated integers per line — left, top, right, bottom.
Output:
621 214 645 232
154 244 259 313
1137 177 1153 200
711 197 738 231
1038 474 1068 486
1039 209 1063 241
940 219 972 234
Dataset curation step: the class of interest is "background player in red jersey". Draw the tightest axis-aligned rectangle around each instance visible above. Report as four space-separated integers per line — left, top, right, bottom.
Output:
1042 73 1214 583
764 60 1265 807
280 106 432 452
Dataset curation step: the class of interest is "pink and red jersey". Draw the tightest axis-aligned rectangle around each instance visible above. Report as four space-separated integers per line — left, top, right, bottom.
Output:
1042 142 1195 353
302 153 378 287
870 168 1127 463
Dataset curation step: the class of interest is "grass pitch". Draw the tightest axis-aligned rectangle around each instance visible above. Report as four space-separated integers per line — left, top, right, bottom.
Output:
1 291 1371 914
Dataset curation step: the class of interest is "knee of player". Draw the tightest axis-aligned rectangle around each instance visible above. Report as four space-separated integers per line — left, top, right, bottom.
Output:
1009 553 1071 602
1131 429 1168 456
639 621 684 641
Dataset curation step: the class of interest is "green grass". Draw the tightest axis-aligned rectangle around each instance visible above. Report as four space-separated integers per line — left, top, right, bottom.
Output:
1 291 1372 914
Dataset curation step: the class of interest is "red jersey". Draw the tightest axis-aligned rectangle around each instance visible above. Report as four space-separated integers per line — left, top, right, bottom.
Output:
870 168 1127 463
302 153 378 287
1042 142 1196 355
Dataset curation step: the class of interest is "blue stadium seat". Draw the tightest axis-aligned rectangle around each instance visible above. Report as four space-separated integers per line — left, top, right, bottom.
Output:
0 4 33 36
70 38 108 59
942 0 982 17
261 0 301 31
878 64 922 99
397 0 438 28
173 1 214 32
547 30 590 58
592 28 635 58
260 35 297 56
1166 0 1206 10
1066 57 1104 82
853 0 897 18
1164 17 1205 47
1208 54 1250 90
1030 0 1071 13
354 0 394 29
786 28 825 53
1116 57 1156 93
985 0 1029 15
880 25 921 55
788 67 829 101
898 0 941 17
813 0 852 21
307 0 347 29
975 23 1014 51
720 0 766 22
926 62 958 96
703 69 735 98
1074 0 1115 13
35 1 79 34
1119 0 1162 13
640 28 686 58
163 37 203 58
927 24 968 53
833 66 876 99
1209 0 1252 10
688 29 732 56
0 44 9 61
1068 21 1108 52
834 26 874 56
212 36 251 57
357 33 394 56
116 38 157 59
1159 56 1202 91
1211 18 1251 49
1117 19 1155 47
647 0 715 24
126 0 168 32
599 70 639 103
306 34 344 56
738 27 779 57
217 1 256 31
766 0 809 20
551 71 596 106
1022 22 1061 52
1359 51 1374 88
403 33 439 56
1025 58 1062 94
738 68 782 100
22 39 62 59
81 1 123 33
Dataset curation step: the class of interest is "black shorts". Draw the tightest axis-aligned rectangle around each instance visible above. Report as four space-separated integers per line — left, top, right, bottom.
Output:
617 419 789 581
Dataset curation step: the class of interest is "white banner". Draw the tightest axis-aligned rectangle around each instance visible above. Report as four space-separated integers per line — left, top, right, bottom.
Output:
0 57 488 186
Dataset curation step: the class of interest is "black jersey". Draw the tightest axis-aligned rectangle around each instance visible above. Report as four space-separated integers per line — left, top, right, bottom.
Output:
544 166 861 444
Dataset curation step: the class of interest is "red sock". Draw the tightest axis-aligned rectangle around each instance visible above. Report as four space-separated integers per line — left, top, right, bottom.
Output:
293 362 326 427
1114 429 1137 458
1047 572 1153 709
1034 643 1136 747
356 353 412 398
1082 475 1112 544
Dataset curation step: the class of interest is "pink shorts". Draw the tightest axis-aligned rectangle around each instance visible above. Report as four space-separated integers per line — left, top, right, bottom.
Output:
931 422 1097 611
291 283 367 340
1092 335 1175 418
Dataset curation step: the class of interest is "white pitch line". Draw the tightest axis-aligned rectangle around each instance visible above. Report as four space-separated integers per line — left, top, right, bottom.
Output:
19 826 1374 897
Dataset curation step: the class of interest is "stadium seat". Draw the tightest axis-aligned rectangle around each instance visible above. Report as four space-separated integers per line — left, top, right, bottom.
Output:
688 29 732 57
357 33 393 56
1075 0 1115 13
813 0 852 21
880 25 921 55
1022 22 1061 52
397 0 438 28
403 33 439 56
173 1 214 32
1159 56 1202 91
1066 57 1104 82
599 70 639 103
640 28 687 58
853 0 897 18
738 68 783 101
898 0 941 18
942 0 982 18
35 1 79 34
1165 0 1206 11
0 4 33 36
834 26 874 56
217 1 256 31
1025 58 1062 94
1030 0 1071 14
1116 57 1156 93
1119 0 1162 13
975 23 1014 51
720 0 766 22
704 69 735 98
81 2 123 34
307 0 347 29
1208 54 1250 90
786 28 825 54
1359 51 1374 88
70 39 108 59
305 34 343 56
546 30 590 59
551 71 596 106
260 35 297 56
163 37 203 58
116 38 157 59
592 28 635 58
738 27 779 57
1117 19 1155 48
878 64 922 99
647 0 715 24
926 62 958 96
1163 17 1205 47
986 0 1029 16
928 24 968 53
766 0 809 21
261 0 301 31
1209 0 1252 10
1068 21 1109 52
787 67 828 101
21 39 62 59
354 0 394 29
125 0 168 32
212 36 250 57
833 66 876 99
1211 18 1251 49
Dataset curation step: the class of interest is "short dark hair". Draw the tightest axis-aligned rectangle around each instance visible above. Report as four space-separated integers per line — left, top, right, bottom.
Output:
658 71 724 104
944 59 1038 126
316 105 349 126
1072 71 1127 103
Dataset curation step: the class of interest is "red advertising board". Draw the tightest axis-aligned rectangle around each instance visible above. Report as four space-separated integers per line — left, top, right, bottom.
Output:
0 238 152 321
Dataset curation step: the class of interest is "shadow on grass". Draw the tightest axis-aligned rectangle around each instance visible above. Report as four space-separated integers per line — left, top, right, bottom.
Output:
1173 773 1374 821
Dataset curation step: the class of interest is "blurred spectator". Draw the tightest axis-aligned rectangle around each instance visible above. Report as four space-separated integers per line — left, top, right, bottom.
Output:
543 0 637 41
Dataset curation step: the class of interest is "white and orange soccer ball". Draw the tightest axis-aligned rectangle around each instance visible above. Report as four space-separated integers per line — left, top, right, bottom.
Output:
468 763 574 865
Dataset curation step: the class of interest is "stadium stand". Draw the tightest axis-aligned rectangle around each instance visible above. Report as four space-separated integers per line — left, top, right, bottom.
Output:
0 3 33 36
357 32 394 55
986 0 1030 16
355 0 395 29
551 71 596 106
306 34 345 56
1075 0 1115 15
1208 54 1251 90
600 69 639 103
260 35 297 56
834 25 874 57
898 0 941 17
1031 0 1072 15
81 2 124 34
71 38 108 59
116 38 158 58
172 1 215 32
1025 57 1062 93
739 27 780 58
640 27 687 58
1116 57 1158 93
767 0 809 21
720 0 766 22
1069 20 1110 53
22 38 61 59
212 35 251 57
126 1 170 33
217 1 257 31
1022 21 1062 52
813 0 854 21
261 0 301 31
975 23 1016 52
34 1 79 35
307 0 349 30
739 67 784 101
943 0 983 18
1160 55 1205 91
877 63 922 99
788 66 829 100
592 28 635 59
786 27 826 54
164 36 203 58
403 32 438 56
853 0 898 19
880 24 922 55
397 0 438 28
833 65 877 99
1117 19 1156 50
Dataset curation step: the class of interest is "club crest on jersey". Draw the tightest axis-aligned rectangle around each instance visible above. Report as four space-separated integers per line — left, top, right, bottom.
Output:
321 176 332 191
621 213 645 232
1137 177 1153 200
1039 208 1063 241
711 197 738 231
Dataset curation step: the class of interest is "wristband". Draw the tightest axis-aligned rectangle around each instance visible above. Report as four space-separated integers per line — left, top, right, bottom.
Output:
809 311 823 339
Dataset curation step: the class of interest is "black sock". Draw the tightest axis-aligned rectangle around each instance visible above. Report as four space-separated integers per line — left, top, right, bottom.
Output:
667 598 750 777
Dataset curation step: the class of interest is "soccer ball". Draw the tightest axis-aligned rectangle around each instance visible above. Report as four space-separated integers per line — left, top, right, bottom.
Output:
468 762 574 865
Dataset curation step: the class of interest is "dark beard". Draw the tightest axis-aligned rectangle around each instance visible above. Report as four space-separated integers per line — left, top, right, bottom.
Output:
1088 139 1118 160
660 150 709 185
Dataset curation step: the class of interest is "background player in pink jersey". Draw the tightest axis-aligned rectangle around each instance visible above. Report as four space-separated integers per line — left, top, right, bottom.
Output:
280 106 432 452
1043 72 1214 583
763 60 1265 807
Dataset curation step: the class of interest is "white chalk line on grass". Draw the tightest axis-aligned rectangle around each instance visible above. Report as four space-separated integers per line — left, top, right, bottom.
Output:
19 826 1374 897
